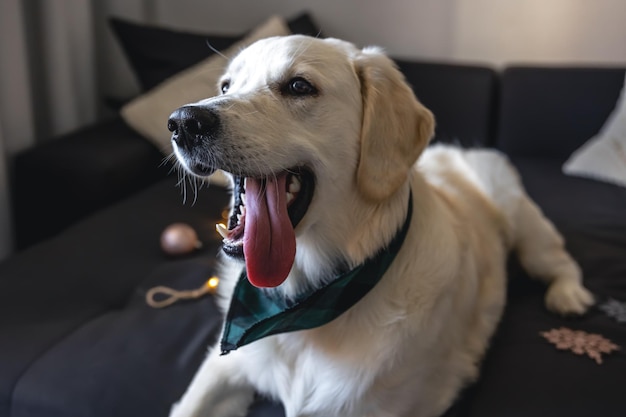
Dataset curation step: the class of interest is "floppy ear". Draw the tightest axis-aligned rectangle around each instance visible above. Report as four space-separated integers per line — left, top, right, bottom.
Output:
355 47 435 201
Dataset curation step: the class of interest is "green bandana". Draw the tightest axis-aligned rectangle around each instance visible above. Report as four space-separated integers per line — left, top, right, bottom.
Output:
220 192 413 354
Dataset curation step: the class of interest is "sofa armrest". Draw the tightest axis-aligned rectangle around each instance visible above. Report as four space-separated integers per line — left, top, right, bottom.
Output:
11 117 168 249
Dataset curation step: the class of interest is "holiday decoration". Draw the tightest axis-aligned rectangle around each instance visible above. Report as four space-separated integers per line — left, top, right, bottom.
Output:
541 327 620 364
599 298 626 323
146 276 220 308
160 223 202 255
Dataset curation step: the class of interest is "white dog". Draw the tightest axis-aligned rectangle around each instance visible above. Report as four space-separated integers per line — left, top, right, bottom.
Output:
167 35 594 417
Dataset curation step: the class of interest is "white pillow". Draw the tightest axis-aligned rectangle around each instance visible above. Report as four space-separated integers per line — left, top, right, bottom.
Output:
563 73 626 188
121 15 290 153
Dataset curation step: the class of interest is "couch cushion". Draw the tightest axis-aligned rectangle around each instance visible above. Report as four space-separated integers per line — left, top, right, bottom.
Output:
496 66 626 160
11 117 166 249
467 291 626 417
465 157 626 417
11 260 223 417
395 60 498 147
2 178 232 416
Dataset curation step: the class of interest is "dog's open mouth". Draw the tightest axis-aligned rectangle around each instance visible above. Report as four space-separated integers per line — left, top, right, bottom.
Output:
216 167 314 288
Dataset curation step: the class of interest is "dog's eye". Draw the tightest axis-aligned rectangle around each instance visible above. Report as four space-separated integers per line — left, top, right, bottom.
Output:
220 81 230 94
286 77 317 96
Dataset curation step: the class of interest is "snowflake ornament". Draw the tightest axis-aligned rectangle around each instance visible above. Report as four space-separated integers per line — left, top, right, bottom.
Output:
540 327 620 364
599 298 626 323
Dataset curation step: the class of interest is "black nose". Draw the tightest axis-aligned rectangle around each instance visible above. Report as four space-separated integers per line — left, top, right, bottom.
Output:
167 106 220 150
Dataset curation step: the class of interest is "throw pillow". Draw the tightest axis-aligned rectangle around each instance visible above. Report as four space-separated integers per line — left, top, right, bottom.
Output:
563 73 626 188
110 13 320 92
121 15 290 155
110 18 239 92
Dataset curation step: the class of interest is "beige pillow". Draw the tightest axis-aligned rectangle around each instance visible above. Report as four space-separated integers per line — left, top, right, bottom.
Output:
121 15 290 153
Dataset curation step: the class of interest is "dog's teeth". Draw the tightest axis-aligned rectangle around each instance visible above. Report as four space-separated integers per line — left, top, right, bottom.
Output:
289 176 301 193
240 193 246 205
216 223 229 239
286 192 294 204
237 205 245 224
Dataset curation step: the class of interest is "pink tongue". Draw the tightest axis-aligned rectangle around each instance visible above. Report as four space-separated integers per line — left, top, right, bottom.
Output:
243 174 296 288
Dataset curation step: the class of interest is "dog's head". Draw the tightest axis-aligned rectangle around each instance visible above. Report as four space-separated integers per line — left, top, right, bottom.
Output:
168 35 434 290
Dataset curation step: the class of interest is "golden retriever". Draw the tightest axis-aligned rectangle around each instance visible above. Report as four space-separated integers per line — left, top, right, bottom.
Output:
166 35 594 417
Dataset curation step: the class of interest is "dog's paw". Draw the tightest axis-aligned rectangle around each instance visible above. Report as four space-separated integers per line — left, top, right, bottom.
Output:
545 278 594 315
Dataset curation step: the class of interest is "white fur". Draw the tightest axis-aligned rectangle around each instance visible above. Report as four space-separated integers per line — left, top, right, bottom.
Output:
170 35 594 417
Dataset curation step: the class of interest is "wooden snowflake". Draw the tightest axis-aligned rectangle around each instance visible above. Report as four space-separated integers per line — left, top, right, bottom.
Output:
599 298 626 323
540 327 620 365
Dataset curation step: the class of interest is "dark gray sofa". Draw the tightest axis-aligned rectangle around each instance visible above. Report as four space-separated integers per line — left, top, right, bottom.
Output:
2 14 625 417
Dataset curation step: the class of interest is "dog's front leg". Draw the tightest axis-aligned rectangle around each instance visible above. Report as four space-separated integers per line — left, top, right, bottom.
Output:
170 347 254 417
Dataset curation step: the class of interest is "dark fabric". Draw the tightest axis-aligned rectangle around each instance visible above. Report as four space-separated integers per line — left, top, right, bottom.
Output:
284 12 323 38
395 60 498 147
496 66 626 160
11 117 167 249
508 157 626 299
247 399 285 417
1 178 230 417
110 12 321 92
466 292 626 417
109 18 239 92
464 158 626 417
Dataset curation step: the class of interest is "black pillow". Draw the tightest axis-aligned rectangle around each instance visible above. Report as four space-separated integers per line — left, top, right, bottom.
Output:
110 12 321 92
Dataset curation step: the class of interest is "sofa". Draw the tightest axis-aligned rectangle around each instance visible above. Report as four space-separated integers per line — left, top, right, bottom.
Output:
2 12 625 417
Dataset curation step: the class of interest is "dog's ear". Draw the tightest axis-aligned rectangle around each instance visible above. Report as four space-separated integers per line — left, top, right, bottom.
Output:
354 47 434 202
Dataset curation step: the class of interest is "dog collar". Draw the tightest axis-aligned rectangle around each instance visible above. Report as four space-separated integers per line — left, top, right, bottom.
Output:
220 191 413 354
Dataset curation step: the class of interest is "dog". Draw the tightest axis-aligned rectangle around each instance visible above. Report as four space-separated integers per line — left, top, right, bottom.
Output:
166 35 594 417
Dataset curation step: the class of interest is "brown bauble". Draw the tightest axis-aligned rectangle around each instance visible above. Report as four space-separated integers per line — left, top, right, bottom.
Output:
160 223 202 255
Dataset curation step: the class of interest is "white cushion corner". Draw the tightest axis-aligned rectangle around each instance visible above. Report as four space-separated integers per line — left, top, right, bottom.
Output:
562 73 626 188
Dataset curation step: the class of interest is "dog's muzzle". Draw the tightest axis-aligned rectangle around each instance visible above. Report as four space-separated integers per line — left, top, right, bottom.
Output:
168 104 316 290
168 105 221 175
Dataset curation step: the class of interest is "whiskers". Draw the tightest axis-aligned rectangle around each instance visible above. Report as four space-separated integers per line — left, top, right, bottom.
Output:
163 154 209 205
205 41 229 60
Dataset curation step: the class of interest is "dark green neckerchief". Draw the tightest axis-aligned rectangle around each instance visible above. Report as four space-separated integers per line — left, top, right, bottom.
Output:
220 192 413 354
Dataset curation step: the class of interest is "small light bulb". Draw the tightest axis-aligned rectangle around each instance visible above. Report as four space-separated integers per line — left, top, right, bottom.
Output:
206 276 220 294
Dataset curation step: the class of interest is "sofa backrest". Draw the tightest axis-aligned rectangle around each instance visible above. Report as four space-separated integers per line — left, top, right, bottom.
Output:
396 59 498 147
496 66 626 160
